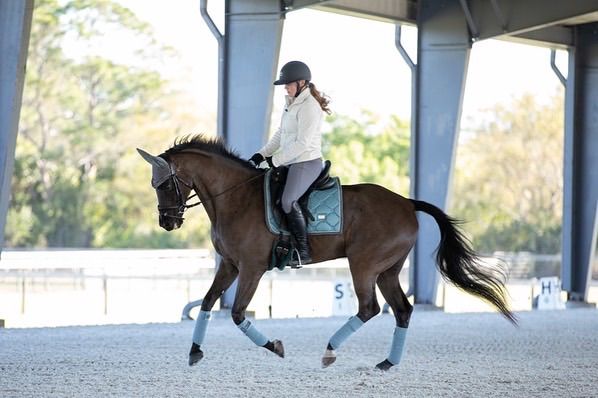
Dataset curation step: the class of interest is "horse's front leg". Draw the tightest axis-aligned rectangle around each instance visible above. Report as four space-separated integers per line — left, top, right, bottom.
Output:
232 267 284 358
188 258 238 366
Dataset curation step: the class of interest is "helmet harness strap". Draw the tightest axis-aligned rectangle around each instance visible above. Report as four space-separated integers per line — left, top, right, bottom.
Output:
294 80 309 97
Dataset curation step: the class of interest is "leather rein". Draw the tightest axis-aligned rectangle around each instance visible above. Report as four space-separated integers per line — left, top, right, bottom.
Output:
158 160 265 221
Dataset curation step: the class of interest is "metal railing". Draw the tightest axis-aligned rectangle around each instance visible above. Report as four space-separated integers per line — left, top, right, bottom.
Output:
493 252 562 279
2 249 594 328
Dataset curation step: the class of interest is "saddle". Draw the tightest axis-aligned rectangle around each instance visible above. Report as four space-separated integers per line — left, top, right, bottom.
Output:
269 160 335 224
265 160 342 271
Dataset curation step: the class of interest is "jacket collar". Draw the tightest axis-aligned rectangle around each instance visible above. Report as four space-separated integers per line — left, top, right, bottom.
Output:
285 86 310 108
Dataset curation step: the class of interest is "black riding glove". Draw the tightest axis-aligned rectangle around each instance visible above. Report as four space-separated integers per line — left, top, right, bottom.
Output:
265 156 275 168
249 153 264 168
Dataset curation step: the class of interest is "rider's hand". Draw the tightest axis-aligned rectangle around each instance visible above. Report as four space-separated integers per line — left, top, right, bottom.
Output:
249 153 264 168
265 156 275 168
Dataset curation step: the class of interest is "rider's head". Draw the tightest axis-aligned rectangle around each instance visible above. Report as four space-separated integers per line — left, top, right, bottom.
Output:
273 61 311 98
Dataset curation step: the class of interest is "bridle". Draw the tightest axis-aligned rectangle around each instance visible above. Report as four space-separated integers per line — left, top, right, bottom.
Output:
156 161 201 221
157 160 265 221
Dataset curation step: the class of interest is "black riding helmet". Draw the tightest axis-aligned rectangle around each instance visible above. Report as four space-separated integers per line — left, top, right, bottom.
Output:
273 61 311 85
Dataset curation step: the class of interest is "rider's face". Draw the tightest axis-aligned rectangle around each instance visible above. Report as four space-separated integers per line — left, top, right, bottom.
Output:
284 80 305 97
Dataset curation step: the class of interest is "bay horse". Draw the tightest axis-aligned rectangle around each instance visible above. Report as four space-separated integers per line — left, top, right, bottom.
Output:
137 135 516 371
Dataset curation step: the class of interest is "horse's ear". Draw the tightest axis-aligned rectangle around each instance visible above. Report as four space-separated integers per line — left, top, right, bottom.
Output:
137 148 168 169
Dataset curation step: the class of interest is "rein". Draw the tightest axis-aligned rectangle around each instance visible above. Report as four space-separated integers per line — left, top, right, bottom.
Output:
201 172 265 204
159 161 265 220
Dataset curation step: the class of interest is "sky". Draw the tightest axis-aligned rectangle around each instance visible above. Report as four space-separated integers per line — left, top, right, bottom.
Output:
119 0 566 133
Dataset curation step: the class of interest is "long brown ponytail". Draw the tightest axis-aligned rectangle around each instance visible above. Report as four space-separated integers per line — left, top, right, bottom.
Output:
308 82 332 115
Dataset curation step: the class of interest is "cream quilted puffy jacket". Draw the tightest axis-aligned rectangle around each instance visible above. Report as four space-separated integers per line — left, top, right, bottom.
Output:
258 87 324 167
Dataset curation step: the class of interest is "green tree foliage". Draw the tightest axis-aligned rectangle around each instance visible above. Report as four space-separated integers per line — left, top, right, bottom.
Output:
323 112 410 196
6 0 212 248
451 92 564 254
7 1 564 256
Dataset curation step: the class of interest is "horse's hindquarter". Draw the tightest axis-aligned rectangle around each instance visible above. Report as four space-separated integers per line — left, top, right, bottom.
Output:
338 184 418 265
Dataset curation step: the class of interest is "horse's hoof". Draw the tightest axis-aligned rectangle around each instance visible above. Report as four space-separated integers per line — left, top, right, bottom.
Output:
272 339 285 358
375 359 394 371
321 349 336 368
188 350 204 366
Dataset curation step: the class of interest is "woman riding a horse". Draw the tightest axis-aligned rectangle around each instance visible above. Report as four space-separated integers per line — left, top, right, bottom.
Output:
137 63 515 372
250 60 331 267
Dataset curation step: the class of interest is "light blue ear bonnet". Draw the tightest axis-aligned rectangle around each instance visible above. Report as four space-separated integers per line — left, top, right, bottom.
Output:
137 148 172 188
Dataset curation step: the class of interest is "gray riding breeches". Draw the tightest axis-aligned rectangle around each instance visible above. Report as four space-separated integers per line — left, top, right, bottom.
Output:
281 158 323 213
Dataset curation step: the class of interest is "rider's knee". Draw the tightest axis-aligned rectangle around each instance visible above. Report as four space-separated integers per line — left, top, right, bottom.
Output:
281 198 292 214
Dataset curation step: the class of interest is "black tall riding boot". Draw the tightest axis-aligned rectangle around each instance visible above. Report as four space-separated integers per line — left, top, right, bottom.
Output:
285 201 312 268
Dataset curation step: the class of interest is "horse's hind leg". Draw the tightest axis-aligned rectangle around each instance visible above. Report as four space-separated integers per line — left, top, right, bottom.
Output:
322 272 380 368
231 267 284 358
189 258 238 366
374 255 412 371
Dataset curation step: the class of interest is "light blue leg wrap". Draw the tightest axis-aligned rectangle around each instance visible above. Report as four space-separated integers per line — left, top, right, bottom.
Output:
387 326 408 365
238 319 269 347
192 310 211 345
328 316 364 350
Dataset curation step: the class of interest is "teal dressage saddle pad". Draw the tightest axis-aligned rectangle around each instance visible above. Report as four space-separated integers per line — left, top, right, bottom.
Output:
263 168 343 235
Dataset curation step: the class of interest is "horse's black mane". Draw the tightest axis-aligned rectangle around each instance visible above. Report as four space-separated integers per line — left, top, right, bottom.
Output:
163 134 255 169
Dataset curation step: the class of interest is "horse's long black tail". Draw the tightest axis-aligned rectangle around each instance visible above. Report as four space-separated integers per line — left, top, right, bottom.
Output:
411 199 517 325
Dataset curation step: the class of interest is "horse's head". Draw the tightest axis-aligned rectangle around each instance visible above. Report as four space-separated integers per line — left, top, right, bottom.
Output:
137 148 195 231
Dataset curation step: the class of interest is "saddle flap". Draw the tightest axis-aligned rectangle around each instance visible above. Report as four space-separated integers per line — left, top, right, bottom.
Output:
264 167 343 236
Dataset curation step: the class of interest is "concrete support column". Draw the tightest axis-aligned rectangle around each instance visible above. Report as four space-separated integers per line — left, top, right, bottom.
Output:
412 0 471 304
219 0 284 308
561 23 598 303
0 0 34 254
224 0 284 157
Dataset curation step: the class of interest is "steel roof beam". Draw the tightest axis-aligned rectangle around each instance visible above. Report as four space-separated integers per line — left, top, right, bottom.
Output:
463 0 598 41
508 25 574 49
281 0 331 12
312 0 417 24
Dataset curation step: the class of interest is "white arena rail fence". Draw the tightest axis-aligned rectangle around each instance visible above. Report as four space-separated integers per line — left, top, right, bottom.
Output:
0 249 383 328
0 249 596 328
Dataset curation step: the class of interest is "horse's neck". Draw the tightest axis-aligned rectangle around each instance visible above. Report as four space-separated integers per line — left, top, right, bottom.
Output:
192 158 253 194
184 154 258 222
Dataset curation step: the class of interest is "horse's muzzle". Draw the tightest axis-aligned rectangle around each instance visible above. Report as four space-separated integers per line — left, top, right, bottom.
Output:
159 214 183 231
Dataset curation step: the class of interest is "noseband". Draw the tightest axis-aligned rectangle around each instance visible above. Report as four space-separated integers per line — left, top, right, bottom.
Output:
157 162 201 221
